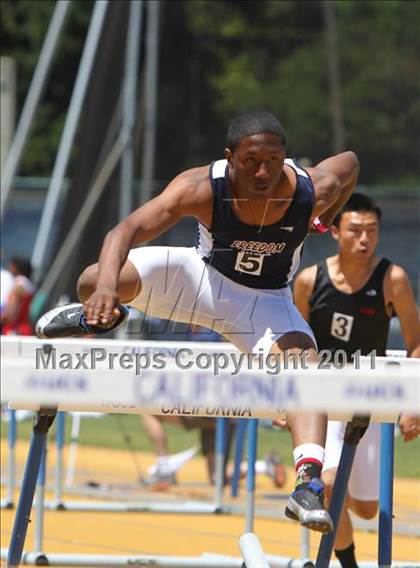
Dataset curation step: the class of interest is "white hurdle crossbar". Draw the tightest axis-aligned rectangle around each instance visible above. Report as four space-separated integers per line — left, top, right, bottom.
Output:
1 337 249 516
1 337 420 568
2 337 419 422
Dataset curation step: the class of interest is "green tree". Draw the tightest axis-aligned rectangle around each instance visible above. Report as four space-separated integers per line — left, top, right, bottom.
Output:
185 0 420 184
338 0 420 184
2 0 419 184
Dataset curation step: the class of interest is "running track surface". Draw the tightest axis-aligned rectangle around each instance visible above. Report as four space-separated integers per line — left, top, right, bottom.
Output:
1 440 419 564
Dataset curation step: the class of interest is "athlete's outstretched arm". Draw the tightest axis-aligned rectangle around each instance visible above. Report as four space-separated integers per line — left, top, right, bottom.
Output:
386 265 420 441
309 151 360 227
81 166 211 323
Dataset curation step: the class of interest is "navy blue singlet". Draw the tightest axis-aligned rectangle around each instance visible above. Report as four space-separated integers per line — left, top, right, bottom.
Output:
196 158 315 289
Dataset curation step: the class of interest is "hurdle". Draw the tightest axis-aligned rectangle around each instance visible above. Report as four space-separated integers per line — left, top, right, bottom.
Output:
5 336 407 514
1 338 419 567
0 335 318 568
229 415 312 560
2 412 313 568
241 419 416 568
48 412 230 514
1 337 238 516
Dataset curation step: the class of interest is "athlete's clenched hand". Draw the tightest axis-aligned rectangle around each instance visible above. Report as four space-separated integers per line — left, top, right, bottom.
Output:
84 287 120 326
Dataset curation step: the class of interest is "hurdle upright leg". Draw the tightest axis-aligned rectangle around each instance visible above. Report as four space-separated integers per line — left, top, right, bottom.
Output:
53 411 66 508
64 412 81 487
239 532 270 568
378 423 395 568
300 527 311 564
315 441 356 567
214 417 227 512
315 415 370 568
34 440 47 555
245 419 258 533
7 411 56 568
3 409 17 509
231 418 247 498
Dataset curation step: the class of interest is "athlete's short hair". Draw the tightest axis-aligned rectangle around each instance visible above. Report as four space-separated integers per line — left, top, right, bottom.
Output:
226 110 287 151
333 193 382 227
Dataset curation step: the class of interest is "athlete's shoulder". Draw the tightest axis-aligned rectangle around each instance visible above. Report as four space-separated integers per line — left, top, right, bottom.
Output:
295 264 318 286
174 164 210 187
383 262 415 301
384 263 411 287
160 165 213 223
166 165 212 201
294 264 318 302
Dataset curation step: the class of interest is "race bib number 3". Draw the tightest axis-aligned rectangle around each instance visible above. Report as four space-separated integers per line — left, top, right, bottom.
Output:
235 251 264 275
331 312 354 342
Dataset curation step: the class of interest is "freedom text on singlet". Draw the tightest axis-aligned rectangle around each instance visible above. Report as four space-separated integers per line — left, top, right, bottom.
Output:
196 159 315 289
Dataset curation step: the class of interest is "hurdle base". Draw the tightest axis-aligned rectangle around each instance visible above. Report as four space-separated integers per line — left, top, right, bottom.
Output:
2 549 418 568
43 500 230 514
45 501 66 511
0 500 14 510
1 549 48 567
0 548 323 568
0 550 325 567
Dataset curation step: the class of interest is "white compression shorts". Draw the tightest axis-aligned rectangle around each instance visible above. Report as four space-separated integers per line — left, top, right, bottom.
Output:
323 421 381 501
127 246 315 355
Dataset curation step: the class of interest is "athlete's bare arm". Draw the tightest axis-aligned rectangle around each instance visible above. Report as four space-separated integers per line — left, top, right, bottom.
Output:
83 166 212 321
385 265 420 357
383 265 420 441
308 151 360 226
293 265 317 321
384 264 420 440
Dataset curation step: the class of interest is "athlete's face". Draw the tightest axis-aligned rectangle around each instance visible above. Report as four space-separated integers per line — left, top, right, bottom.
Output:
332 211 380 260
225 133 286 196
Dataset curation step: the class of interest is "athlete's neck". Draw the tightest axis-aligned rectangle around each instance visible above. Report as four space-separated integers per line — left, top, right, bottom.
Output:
331 254 379 285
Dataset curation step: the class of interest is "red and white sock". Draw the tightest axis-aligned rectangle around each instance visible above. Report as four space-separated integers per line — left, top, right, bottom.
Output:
293 443 324 486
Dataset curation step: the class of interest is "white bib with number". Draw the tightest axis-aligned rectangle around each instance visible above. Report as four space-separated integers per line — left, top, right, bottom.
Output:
234 251 265 276
331 312 354 342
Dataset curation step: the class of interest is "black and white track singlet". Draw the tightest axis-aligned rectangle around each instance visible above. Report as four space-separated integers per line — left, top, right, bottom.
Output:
309 258 392 356
196 159 315 289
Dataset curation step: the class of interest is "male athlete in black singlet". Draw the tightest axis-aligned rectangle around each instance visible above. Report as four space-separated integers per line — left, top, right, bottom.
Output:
36 110 361 534
294 193 420 567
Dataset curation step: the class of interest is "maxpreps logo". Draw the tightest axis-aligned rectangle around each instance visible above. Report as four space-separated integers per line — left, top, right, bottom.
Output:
25 374 88 393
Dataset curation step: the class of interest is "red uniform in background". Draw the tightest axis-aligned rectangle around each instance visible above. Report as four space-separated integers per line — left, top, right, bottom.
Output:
2 258 35 336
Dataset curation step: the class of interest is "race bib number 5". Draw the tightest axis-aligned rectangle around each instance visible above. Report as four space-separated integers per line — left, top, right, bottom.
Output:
331 312 354 342
235 251 264 276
